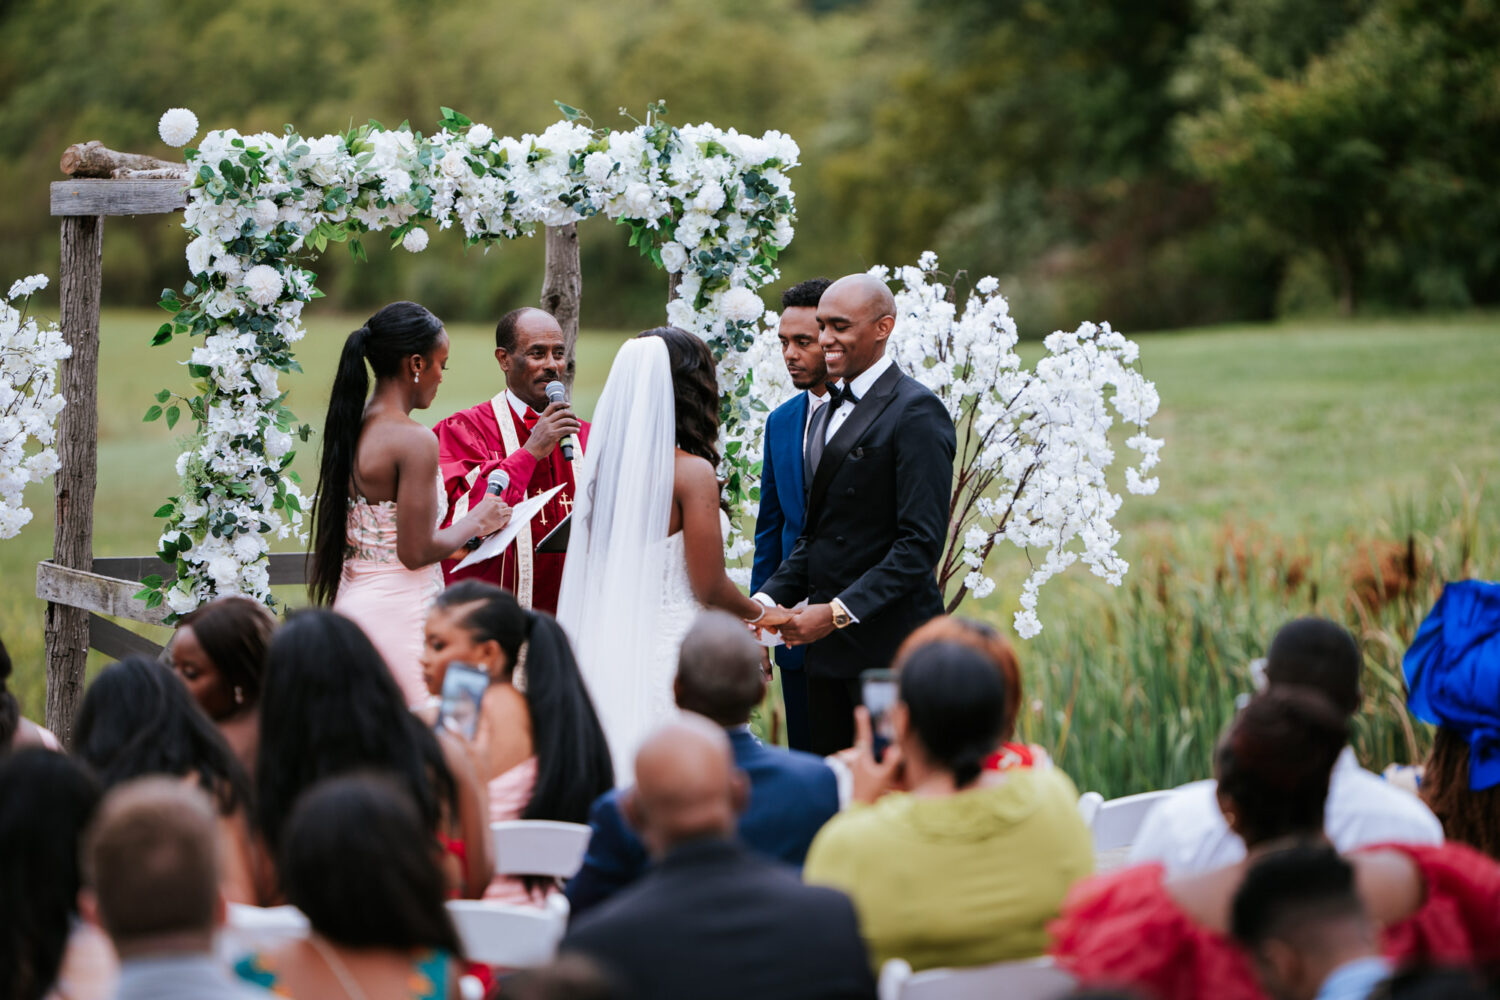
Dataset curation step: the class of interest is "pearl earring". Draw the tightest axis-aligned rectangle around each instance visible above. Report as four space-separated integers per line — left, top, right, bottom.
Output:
414 373 420 383
234 686 244 706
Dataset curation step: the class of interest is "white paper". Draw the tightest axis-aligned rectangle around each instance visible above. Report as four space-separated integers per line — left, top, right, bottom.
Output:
454 484 565 571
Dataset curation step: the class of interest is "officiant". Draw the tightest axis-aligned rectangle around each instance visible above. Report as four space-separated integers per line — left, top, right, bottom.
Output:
435 306 588 614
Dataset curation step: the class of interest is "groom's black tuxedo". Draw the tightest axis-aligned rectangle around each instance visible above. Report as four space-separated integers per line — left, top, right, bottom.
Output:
761 361 955 691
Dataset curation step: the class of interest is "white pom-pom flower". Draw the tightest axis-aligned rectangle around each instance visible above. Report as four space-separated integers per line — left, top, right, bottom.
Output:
720 286 764 324
402 228 429 253
242 265 284 307
158 108 199 148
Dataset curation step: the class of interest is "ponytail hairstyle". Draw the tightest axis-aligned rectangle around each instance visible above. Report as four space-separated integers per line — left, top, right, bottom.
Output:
433 583 614 894
895 639 1007 789
309 301 445 606
637 327 720 468
0 636 18 750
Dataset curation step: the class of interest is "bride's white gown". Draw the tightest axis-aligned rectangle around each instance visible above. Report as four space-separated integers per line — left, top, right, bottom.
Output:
557 336 705 783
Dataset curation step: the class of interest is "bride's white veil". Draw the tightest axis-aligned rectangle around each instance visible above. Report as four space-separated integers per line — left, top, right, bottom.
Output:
556 336 676 782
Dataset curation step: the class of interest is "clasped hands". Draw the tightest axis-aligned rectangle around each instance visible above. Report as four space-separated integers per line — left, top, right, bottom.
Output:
748 602 837 646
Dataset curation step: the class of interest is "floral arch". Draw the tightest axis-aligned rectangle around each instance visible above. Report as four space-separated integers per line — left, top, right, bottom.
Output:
144 106 798 616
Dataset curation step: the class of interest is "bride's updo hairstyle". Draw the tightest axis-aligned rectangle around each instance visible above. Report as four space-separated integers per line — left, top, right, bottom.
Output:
310 301 445 606
638 326 720 468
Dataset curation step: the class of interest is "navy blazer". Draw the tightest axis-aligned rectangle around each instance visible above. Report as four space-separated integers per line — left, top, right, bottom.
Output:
562 838 876 1000
564 728 839 916
751 392 811 672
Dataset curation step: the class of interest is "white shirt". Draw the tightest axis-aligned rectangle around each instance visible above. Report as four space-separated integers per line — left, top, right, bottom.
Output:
505 388 534 420
1127 747 1445 875
824 354 894 444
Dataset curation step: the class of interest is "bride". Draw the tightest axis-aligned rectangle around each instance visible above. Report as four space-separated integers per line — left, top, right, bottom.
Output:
557 327 790 779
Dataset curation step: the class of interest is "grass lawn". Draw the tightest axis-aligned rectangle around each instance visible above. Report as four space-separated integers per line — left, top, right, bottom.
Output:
4 307 1499 774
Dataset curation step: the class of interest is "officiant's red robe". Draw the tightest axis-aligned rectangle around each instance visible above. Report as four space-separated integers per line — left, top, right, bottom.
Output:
435 395 590 615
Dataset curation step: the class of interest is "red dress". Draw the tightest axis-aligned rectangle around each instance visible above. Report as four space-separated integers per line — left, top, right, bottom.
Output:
434 396 590 615
1049 842 1500 1000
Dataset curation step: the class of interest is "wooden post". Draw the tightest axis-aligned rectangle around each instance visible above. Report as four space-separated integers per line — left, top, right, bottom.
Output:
44 214 103 746
540 223 582 388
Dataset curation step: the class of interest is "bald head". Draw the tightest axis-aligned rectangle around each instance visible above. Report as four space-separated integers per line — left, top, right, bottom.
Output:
625 716 746 857
816 274 896 380
675 611 767 726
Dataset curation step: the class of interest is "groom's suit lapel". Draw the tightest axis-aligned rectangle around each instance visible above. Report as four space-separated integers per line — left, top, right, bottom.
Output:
806 363 903 525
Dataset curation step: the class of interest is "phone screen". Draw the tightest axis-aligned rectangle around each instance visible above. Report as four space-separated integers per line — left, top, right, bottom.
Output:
860 668 898 762
438 662 489 742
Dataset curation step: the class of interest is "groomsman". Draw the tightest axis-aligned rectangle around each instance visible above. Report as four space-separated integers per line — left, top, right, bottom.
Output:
751 278 832 752
434 307 586 614
755 274 956 754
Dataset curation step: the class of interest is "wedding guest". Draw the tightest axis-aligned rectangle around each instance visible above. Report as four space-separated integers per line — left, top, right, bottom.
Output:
0 748 113 1000
894 616 1047 772
235 774 464 999
804 640 1092 972
561 717 875 1000
0 635 60 753
755 273 957 754
309 301 511 706
435 307 587 614
256 610 491 899
1231 845 1388 1000
566 611 839 915
1130 618 1442 874
751 277 832 751
420 581 613 903
83 778 268 999
1402 580 1500 859
73 656 263 905
170 597 276 776
1051 689 1500 1000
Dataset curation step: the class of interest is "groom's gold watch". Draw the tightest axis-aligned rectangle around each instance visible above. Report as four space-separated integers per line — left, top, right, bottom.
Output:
830 599 854 629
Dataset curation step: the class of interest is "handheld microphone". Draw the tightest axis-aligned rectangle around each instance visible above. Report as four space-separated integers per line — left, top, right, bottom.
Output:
464 469 510 550
544 379 575 461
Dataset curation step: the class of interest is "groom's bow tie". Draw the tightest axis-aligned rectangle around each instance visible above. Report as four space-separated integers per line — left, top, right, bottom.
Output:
826 382 860 413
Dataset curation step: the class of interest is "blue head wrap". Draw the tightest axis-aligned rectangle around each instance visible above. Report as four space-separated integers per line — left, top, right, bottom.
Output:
1403 580 1500 791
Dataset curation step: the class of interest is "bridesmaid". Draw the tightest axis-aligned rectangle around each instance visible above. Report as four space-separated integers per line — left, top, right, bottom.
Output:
309 301 510 705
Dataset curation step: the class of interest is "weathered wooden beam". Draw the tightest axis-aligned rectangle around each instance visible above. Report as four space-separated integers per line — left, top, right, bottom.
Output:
38 561 170 627
91 553 311 588
51 179 187 217
60 141 187 179
89 614 168 661
44 214 104 746
541 223 582 389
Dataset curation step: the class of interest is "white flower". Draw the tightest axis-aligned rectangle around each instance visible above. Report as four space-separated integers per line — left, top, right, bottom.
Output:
252 200 279 230
719 287 764 324
242 265 284 307
6 275 47 300
158 108 199 148
659 241 688 273
622 183 655 219
401 228 429 253
467 124 493 148
165 585 200 615
185 235 215 275
691 184 726 214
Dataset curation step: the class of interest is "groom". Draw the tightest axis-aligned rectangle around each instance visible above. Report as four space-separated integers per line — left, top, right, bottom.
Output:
755 273 956 754
435 306 587 615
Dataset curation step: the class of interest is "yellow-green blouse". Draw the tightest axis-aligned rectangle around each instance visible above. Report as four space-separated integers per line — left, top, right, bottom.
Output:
803 766 1093 973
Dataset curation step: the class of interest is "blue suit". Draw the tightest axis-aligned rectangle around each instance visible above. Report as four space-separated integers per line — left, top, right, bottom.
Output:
564 728 839 917
752 392 812 748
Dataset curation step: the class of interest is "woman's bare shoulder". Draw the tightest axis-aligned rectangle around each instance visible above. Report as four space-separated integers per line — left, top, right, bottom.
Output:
673 449 716 487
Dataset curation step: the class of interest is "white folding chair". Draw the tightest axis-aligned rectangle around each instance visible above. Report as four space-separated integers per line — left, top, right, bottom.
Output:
1076 790 1104 829
218 903 309 964
878 956 1076 1000
446 894 569 968
1090 789 1175 852
491 819 593 879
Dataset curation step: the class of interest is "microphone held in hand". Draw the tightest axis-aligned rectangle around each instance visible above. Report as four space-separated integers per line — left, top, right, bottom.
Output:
545 379 575 461
464 469 510 550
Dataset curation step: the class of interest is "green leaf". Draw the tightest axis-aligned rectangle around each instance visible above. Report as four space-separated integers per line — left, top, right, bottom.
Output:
140 574 164 590
155 388 171 403
143 405 163 423
165 405 181 429
145 591 164 609
153 503 175 518
152 323 174 346
554 101 584 121
285 493 301 513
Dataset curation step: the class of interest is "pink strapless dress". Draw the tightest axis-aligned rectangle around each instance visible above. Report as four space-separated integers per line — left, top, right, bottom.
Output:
484 756 545 906
333 493 443 707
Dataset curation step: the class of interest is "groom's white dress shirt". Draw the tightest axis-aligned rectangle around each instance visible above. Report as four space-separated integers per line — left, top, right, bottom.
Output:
823 354 893 443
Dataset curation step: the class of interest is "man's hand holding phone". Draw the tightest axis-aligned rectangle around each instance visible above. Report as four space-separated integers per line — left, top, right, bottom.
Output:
840 705 905 805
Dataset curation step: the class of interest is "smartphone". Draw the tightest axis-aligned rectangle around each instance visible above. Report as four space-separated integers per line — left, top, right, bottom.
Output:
438 662 489 742
860 668 898 762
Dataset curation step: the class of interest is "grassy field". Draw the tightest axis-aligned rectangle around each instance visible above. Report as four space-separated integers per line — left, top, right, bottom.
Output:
4 308 1498 793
